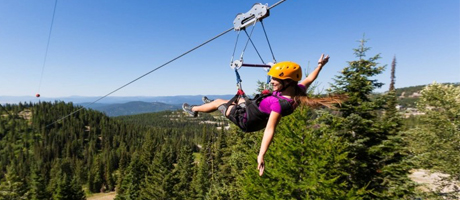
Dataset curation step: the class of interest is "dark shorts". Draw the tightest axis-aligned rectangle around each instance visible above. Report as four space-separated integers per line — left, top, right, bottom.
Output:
218 103 246 116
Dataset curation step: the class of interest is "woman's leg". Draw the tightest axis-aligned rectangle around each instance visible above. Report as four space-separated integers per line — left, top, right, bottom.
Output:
192 98 246 114
185 97 246 117
192 99 229 113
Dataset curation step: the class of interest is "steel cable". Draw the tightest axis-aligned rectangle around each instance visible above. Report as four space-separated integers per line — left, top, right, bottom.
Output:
38 0 58 95
47 28 232 127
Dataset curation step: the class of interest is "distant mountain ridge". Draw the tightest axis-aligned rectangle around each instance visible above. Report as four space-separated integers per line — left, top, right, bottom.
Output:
90 101 181 117
81 95 235 117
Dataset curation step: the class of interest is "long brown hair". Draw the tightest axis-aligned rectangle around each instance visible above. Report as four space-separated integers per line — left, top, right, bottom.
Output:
290 82 347 109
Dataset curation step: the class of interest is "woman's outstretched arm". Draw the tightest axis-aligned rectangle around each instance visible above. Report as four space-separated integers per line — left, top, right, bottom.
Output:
257 111 282 176
299 54 329 89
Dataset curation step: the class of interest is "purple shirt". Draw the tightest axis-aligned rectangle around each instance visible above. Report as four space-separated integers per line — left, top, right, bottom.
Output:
258 84 306 114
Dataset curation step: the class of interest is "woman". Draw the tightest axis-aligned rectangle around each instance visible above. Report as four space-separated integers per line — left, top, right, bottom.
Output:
183 54 338 176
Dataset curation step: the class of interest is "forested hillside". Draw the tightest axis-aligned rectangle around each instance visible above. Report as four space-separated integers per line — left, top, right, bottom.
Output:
393 82 459 108
0 101 217 199
1 41 459 199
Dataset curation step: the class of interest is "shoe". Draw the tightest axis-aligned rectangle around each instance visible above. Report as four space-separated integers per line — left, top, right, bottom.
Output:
182 103 197 117
202 96 214 104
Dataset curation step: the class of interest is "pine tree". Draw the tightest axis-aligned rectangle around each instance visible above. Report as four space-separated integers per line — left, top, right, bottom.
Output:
329 37 386 190
52 173 86 200
70 176 86 200
209 126 252 200
47 159 86 200
389 56 396 92
407 83 460 178
115 153 145 200
205 127 235 199
173 145 195 199
88 155 104 193
139 142 176 200
330 38 415 198
52 173 70 200
215 128 232 180
30 162 50 200
370 56 416 198
191 128 212 199
0 164 30 200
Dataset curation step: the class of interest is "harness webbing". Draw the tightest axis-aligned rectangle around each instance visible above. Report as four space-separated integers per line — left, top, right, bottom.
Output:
225 91 294 132
234 69 243 90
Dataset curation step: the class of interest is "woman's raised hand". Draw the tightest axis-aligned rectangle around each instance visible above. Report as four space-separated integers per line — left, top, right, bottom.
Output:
318 54 330 66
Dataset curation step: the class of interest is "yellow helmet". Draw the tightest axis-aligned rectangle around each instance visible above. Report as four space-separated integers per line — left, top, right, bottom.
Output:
267 61 302 81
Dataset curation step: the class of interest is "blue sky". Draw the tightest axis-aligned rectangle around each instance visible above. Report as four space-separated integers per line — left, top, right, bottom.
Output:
1 0 459 99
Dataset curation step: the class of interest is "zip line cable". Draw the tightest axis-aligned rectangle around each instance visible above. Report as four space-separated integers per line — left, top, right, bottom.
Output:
38 0 58 96
45 0 288 128
268 0 286 9
46 28 233 127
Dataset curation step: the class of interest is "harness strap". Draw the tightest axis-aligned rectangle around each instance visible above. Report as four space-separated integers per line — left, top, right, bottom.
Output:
234 69 243 90
225 89 246 109
252 93 294 116
272 95 294 116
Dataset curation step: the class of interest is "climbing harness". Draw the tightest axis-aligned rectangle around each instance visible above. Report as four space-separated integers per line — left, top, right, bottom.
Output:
46 0 287 128
225 92 294 132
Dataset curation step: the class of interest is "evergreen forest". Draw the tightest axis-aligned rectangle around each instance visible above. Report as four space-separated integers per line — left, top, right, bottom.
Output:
1 40 459 200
